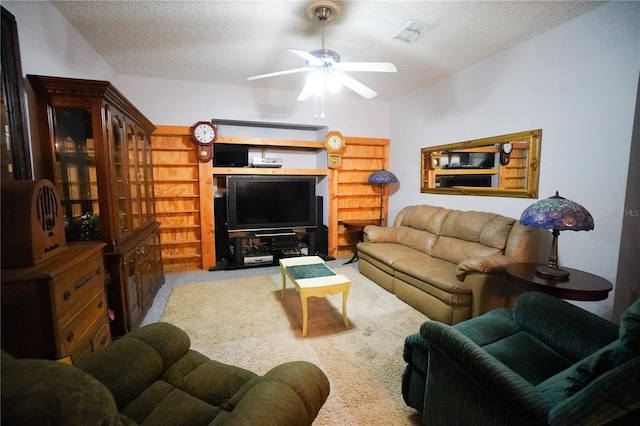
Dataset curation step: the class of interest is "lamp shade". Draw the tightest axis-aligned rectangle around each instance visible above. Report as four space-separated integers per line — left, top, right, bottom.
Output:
368 170 398 184
520 191 594 231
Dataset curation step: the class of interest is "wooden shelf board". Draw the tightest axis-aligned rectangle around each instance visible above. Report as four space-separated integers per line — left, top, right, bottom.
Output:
162 254 202 260
212 167 327 176
155 195 199 199
155 179 199 183
154 163 199 167
156 210 200 214
159 224 201 229
434 169 499 176
161 239 201 245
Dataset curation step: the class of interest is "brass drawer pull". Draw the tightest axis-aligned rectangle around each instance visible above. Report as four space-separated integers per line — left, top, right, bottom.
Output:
63 290 71 301
97 300 103 309
74 273 94 290
66 331 75 343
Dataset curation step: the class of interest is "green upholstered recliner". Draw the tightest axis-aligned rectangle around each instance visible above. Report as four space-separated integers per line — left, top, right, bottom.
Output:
1 322 330 425
402 291 640 425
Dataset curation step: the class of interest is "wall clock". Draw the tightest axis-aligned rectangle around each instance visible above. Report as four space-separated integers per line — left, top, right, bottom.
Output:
324 130 345 153
190 121 218 162
500 142 513 166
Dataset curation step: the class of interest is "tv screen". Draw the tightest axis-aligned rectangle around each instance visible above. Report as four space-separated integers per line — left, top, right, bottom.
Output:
226 176 317 232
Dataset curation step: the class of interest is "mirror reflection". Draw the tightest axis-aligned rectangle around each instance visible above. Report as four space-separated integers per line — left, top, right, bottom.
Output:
421 129 541 198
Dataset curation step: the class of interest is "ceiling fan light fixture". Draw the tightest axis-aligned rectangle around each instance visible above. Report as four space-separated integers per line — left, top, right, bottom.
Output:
326 72 343 93
392 20 432 43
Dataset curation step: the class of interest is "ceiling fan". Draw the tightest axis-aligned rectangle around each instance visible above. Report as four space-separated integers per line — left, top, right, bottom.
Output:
246 1 397 103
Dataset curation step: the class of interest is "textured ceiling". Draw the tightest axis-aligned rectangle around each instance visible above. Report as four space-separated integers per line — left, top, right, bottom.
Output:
51 0 606 101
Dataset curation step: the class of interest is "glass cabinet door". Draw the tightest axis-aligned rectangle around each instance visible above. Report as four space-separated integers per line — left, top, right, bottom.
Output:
126 125 142 230
51 106 101 241
136 131 148 223
110 110 130 237
143 134 155 221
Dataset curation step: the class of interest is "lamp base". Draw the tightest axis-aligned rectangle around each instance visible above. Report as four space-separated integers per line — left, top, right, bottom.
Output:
535 264 570 280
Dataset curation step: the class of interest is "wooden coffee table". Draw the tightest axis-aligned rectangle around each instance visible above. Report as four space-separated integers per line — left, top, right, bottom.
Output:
279 256 351 336
505 263 613 301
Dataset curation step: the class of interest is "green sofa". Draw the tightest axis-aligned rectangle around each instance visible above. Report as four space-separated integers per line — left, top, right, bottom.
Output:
1 322 330 425
402 291 640 425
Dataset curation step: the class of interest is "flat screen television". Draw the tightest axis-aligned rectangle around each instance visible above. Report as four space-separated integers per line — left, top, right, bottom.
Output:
226 175 317 232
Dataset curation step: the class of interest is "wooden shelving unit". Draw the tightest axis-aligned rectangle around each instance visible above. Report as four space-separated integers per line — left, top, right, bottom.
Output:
151 126 390 269
151 127 206 272
330 137 391 259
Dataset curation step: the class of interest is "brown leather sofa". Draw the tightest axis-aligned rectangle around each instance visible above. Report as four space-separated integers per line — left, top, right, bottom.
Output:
357 205 549 325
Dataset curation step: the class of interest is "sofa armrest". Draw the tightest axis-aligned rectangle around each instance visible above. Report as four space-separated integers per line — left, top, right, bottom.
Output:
362 225 397 243
420 321 552 424
215 361 330 426
456 254 514 280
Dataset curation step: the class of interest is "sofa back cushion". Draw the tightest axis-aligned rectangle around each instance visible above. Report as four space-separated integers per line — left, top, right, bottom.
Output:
396 226 438 254
76 323 192 410
430 210 514 263
432 237 503 264
620 297 640 350
395 205 450 235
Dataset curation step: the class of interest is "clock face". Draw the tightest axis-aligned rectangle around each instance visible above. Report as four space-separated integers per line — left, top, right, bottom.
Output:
502 142 513 154
193 122 217 144
324 131 345 153
328 135 343 150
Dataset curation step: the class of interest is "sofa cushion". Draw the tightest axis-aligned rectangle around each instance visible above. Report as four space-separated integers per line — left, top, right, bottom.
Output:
397 205 450 234
122 380 222 425
620 297 640 350
547 357 640 426
394 256 471 296
432 236 503 265
512 292 619 362
163 350 257 406
439 210 514 249
396 226 438 254
565 341 638 396
357 241 426 268
76 337 164 409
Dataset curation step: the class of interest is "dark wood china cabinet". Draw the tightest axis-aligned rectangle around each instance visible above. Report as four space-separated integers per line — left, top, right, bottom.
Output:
27 75 164 336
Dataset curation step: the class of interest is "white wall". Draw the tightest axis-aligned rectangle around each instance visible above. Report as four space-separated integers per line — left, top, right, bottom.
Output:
114 75 390 139
4 1 116 82
390 1 640 319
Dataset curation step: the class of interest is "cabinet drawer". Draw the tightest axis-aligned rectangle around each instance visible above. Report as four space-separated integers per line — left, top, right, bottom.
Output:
58 290 108 358
91 322 111 352
52 253 104 324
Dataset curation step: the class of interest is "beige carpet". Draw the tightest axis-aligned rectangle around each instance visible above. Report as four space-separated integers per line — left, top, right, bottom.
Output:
161 266 427 425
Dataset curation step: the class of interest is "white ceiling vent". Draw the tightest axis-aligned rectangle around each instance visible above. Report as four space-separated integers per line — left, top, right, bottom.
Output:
392 20 432 43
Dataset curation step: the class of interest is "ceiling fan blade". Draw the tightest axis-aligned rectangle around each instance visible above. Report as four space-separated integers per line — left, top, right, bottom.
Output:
340 74 378 99
297 80 315 101
334 62 397 73
246 67 311 81
287 49 324 67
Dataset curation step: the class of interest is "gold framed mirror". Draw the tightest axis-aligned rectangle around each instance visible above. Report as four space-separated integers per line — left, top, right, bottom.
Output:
421 129 541 198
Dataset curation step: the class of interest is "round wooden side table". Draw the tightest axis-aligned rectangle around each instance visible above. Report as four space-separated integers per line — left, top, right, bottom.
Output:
505 263 612 301
341 219 381 265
